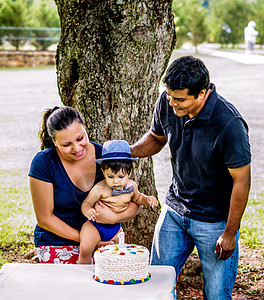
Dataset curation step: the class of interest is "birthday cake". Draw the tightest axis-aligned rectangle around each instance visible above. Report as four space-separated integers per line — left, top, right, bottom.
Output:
93 243 151 285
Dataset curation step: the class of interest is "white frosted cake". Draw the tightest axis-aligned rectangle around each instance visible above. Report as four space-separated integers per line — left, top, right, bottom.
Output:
93 243 151 285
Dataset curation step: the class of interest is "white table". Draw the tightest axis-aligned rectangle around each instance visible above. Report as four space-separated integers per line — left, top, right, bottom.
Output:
0 263 176 300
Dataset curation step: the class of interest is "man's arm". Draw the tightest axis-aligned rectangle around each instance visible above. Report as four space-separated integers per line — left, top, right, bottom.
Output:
130 130 167 158
215 163 251 260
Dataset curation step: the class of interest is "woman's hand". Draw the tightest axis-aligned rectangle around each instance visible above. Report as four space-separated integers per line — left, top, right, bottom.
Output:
94 201 141 224
86 208 98 222
96 240 114 250
94 201 118 224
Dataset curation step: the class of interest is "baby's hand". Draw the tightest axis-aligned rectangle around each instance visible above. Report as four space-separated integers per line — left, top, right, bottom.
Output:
147 196 159 209
86 208 98 221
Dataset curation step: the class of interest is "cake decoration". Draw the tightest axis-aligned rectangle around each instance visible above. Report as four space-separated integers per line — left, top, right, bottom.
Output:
118 231 125 248
93 232 151 285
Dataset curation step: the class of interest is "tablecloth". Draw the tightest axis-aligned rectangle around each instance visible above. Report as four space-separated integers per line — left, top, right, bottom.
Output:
0 263 176 300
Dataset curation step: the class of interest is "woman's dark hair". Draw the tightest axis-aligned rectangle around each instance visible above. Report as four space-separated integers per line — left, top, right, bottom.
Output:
39 106 85 150
163 55 210 98
101 159 133 175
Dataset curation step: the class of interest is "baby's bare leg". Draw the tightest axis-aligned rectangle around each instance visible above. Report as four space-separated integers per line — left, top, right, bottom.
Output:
78 220 101 264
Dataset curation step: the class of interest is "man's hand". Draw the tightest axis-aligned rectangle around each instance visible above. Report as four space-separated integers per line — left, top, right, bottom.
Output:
215 164 251 260
215 233 236 260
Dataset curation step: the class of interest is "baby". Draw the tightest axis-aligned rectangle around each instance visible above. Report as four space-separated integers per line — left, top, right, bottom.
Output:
78 140 158 264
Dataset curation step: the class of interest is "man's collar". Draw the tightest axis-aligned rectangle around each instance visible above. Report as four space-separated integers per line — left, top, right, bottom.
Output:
194 83 217 121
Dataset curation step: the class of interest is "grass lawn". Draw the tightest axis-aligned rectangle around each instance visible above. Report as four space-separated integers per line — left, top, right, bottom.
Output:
240 192 264 248
0 169 35 266
0 169 263 266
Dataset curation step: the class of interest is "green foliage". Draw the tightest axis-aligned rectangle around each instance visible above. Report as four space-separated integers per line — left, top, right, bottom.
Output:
210 0 252 46
187 0 208 50
172 0 264 48
0 168 35 266
0 0 60 51
29 0 60 50
172 0 189 47
172 0 208 50
0 0 31 49
0 177 35 249
0 0 31 27
251 0 264 45
240 193 264 248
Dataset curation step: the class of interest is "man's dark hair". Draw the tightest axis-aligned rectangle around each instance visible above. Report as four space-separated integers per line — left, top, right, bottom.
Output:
101 159 133 175
163 55 210 98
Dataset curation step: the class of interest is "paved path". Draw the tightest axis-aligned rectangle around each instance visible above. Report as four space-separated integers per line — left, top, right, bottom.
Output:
0 68 61 185
182 42 264 64
198 45 264 64
209 50 264 64
0 51 263 197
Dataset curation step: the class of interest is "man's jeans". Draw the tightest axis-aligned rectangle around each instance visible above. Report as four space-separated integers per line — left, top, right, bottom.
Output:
151 204 239 300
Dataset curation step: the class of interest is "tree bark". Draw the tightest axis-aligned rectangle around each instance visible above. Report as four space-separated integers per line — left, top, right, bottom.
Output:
55 0 176 249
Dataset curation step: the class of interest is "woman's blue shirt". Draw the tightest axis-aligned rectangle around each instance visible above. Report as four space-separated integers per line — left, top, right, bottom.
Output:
28 142 104 246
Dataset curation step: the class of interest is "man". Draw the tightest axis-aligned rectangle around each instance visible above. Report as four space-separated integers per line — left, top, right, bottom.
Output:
244 21 258 54
131 56 251 299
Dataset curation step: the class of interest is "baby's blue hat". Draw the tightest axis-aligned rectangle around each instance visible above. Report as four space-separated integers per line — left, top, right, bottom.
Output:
95 140 139 164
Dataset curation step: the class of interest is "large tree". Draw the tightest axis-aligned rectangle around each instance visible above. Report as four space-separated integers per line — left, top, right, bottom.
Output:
54 0 176 249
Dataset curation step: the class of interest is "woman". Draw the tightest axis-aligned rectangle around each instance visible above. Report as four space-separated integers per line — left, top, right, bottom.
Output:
29 106 140 264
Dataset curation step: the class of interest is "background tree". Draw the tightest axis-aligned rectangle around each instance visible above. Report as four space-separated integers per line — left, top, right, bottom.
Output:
0 0 31 50
209 0 252 47
172 0 189 47
29 0 60 51
251 0 264 46
172 0 208 51
187 0 208 52
54 0 176 249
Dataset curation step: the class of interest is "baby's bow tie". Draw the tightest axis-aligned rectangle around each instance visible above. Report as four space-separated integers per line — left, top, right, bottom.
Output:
112 185 134 196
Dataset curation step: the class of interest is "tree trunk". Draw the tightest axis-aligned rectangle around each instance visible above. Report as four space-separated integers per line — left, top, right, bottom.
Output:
55 0 176 249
